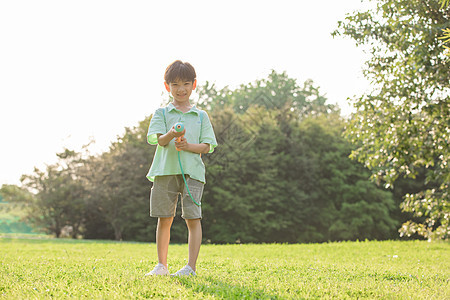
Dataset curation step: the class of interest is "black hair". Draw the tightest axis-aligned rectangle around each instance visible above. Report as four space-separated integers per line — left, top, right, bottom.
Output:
164 60 196 83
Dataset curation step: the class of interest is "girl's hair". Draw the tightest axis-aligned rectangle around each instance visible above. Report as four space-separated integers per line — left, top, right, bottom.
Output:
164 60 196 83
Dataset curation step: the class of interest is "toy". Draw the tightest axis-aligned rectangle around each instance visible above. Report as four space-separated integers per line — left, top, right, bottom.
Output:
173 122 201 206
174 122 185 151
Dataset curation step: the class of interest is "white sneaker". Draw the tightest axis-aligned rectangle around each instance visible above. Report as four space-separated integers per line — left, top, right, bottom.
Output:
145 263 169 276
171 265 196 276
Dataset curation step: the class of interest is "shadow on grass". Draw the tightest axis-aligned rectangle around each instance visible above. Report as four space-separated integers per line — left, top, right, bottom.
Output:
173 276 283 299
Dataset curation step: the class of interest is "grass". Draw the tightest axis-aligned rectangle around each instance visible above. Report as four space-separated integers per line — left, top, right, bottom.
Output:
0 238 448 299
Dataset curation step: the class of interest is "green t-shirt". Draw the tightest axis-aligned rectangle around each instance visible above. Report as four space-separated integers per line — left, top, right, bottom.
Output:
146 103 218 184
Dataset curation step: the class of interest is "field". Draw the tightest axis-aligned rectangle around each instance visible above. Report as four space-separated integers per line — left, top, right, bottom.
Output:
0 238 448 299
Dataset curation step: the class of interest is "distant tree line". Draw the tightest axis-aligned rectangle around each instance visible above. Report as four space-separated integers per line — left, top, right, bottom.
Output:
0 71 425 243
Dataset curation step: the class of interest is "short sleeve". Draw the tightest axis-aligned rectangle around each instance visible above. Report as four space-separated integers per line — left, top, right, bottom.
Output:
199 111 218 153
147 108 167 145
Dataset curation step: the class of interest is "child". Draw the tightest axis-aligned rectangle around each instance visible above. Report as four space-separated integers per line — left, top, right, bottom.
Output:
145 60 217 276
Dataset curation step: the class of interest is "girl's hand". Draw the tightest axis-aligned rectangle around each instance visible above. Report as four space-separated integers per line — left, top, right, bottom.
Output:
174 136 189 151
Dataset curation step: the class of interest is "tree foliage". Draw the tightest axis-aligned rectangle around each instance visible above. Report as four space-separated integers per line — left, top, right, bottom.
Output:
81 118 156 241
19 149 87 238
334 0 449 240
0 184 34 234
6 71 405 243
198 73 397 243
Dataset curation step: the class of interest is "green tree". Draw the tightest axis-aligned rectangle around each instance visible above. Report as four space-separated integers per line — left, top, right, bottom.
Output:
198 71 337 118
300 115 397 241
441 27 450 55
202 106 289 243
12 70 403 243
20 149 87 237
200 72 398 243
440 0 450 55
0 184 34 234
334 0 449 240
82 118 155 241
439 0 450 56
0 184 33 205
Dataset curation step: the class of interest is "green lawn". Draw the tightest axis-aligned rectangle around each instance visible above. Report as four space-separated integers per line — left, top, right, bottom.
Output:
0 238 448 299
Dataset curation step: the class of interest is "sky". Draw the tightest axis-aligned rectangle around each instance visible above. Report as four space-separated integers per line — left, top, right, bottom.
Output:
0 0 373 186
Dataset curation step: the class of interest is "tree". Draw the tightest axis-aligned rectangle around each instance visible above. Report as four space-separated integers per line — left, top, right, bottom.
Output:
198 70 337 119
20 149 87 238
200 72 398 243
82 117 156 241
13 71 403 243
440 0 450 56
334 0 449 240
441 27 450 56
0 184 34 234
0 184 33 205
300 115 398 241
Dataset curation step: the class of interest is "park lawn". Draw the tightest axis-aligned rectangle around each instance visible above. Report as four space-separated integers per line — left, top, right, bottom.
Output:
0 239 448 299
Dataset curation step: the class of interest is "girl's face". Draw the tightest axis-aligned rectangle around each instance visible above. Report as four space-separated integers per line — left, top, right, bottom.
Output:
165 78 197 103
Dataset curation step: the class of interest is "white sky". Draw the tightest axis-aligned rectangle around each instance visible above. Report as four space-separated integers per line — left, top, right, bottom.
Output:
0 0 372 186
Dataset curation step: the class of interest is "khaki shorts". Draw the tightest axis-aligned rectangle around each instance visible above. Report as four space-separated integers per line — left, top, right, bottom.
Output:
150 175 204 219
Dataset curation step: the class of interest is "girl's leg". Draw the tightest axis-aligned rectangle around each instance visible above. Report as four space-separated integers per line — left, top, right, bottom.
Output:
156 217 174 267
185 218 202 271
